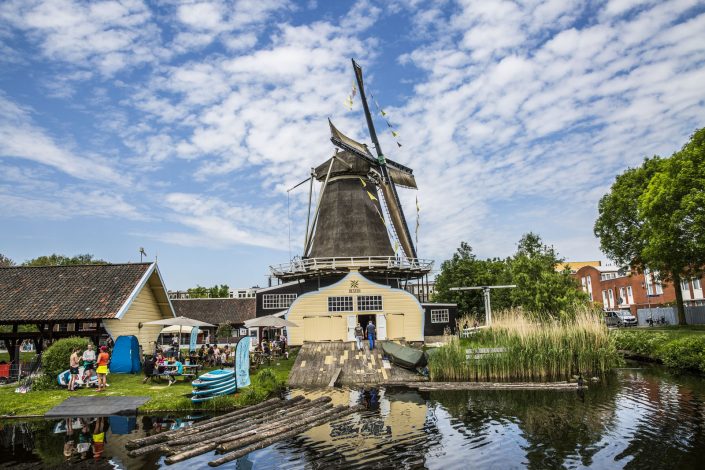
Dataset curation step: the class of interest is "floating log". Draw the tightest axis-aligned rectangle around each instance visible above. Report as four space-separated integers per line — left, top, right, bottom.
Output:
165 401 335 463
126 397 291 449
407 381 584 391
209 405 364 467
167 397 330 446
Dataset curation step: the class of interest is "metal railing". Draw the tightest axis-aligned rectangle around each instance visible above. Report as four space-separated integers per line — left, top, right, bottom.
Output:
270 256 433 276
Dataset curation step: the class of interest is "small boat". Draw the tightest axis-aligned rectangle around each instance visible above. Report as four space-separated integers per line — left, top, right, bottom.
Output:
191 378 236 396
381 341 427 370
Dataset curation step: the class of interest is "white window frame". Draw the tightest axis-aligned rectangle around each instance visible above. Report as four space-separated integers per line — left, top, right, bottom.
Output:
586 276 593 301
431 309 450 323
627 286 633 304
262 293 297 309
619 287 627 305
608 289 614 308
328 296 353 312
357 295 383 312
602 290 608 306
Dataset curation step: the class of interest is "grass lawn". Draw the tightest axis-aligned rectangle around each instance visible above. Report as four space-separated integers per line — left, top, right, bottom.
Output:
636 325 705 338
0 350 297 417
0 351 37 363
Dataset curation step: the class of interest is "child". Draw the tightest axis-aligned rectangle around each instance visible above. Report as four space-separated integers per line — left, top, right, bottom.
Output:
96 346 110 392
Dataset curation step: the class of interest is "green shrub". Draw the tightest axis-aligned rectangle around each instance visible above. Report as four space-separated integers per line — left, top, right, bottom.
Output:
240 386 267 405
660 336 705 372
255 368 278 388
613 331 669 357
30 373 58 391
41 337 92 380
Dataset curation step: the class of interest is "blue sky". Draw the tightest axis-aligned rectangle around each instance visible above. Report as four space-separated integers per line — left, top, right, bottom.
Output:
1 0 704 290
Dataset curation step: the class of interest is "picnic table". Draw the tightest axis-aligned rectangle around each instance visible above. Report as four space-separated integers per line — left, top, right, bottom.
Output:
149 363 202 385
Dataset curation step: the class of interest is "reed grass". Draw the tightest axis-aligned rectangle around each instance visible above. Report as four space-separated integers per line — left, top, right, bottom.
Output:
428 306 620 382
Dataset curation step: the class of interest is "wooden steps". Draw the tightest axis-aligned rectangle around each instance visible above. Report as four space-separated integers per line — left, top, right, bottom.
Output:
288 341 427 387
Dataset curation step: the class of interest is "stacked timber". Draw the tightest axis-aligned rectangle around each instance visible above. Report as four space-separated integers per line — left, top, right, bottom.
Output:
125 397 363 467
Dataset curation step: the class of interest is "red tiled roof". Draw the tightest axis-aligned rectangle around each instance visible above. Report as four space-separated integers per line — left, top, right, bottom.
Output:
0 263 152 322
171 298 255 325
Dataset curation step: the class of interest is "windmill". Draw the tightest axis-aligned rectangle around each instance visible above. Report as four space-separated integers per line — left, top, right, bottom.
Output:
294 59 423 270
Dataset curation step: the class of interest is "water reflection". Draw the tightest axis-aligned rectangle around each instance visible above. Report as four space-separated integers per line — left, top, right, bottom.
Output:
2 365 705 468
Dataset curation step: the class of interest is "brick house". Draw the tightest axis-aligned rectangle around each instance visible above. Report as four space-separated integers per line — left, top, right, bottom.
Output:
574 264 705 315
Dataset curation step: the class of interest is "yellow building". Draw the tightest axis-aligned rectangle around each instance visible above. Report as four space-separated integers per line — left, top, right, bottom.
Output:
285 271 424 346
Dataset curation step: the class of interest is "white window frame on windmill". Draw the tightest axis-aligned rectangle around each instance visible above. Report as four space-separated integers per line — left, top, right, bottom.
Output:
357 295 383 311
328 296 354 312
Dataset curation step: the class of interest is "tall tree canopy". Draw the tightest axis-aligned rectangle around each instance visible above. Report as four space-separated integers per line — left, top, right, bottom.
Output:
510 233 586 317
434 234 586 319
434 242 513 316
0 253 14 267
21 253 107 266
595 128 705 325
187 284 230 299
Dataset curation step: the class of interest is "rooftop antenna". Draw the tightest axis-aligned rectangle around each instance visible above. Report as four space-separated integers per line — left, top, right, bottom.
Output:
139 247 147 262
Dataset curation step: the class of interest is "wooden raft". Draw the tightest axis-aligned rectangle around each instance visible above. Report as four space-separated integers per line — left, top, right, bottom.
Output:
405 381 584 391
288 341 427 387
124 396 363 467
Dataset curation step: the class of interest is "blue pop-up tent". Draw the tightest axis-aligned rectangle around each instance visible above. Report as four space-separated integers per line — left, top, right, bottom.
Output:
110 335 141 373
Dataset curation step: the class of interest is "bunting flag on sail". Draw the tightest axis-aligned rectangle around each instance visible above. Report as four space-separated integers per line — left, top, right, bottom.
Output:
366 190 378 202
344 81 357 111
372 94 402 147
394 240 400 254
359 177 367 187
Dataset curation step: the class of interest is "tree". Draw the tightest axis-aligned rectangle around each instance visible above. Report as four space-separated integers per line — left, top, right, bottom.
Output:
595 128 705 325
0 253 14 267
187 284 230 298
509 233 587 317
22 253 107 266
434 242 513 318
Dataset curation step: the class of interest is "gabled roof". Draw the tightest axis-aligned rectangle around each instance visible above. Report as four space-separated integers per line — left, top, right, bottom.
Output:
0 263 171 322
171 298 256 325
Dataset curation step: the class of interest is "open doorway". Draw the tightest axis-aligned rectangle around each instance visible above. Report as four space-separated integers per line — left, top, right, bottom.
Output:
358 314 376 333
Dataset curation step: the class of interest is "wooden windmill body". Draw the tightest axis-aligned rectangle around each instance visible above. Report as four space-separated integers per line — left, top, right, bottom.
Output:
271 60 432 281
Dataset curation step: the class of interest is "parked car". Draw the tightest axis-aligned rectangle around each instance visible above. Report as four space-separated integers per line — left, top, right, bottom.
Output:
604 310 637 327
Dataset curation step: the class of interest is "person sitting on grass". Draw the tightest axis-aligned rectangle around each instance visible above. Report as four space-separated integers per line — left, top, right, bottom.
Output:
95 346 110 392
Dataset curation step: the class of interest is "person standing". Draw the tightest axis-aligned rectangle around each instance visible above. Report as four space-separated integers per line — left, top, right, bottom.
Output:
68 348 81 391
366 320 376 350
354 323 364 351
95 346 110 392
82 344 96 386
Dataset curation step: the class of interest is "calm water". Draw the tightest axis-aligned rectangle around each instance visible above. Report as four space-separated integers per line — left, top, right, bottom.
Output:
2 363 705 469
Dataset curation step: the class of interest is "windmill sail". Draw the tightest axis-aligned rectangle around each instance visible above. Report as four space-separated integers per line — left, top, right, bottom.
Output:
352 59 418 259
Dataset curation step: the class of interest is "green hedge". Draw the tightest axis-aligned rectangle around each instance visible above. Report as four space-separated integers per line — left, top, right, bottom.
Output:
614 331 705 374
41 337 93 380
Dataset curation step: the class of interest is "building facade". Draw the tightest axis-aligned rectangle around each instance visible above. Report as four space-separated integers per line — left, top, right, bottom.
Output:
574 264 705 315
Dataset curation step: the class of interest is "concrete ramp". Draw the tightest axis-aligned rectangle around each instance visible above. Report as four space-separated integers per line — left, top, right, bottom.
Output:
288 341 426 387
45 396 150 417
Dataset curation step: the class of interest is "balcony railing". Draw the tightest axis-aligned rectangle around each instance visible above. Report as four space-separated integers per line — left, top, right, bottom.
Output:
270 256 434 277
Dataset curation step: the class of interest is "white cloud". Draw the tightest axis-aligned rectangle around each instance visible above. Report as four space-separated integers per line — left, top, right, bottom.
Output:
0 0 161 75
160 192 286 250
0 94 124 183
